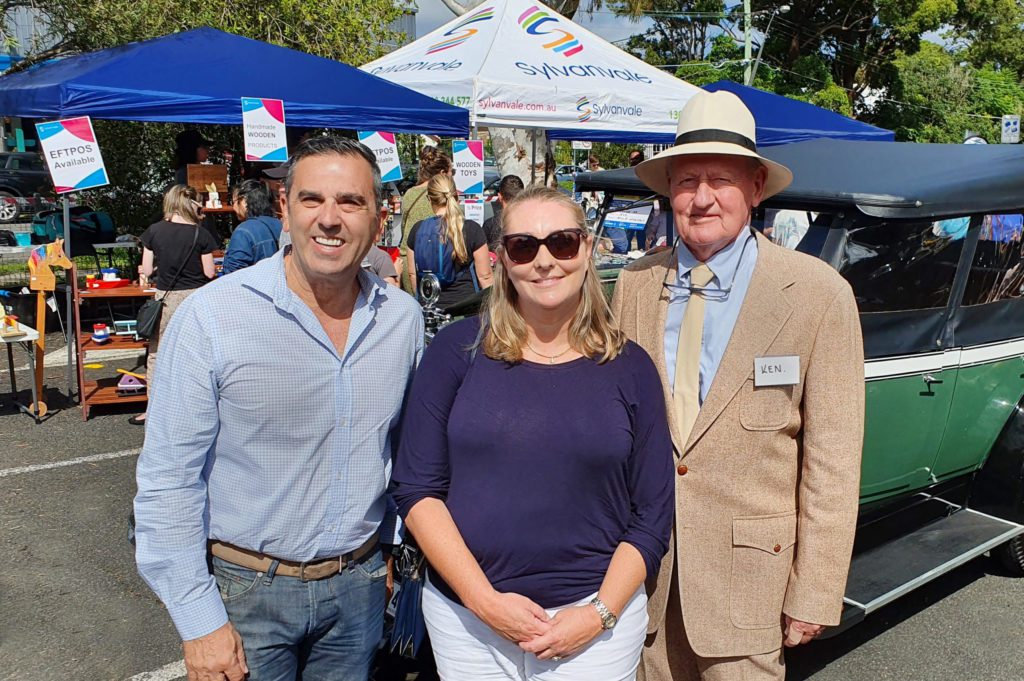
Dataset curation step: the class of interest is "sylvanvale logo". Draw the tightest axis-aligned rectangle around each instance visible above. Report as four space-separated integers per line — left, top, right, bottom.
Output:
518 5 583 57
576 96 592 122
574 95 643 122
427 5 495 54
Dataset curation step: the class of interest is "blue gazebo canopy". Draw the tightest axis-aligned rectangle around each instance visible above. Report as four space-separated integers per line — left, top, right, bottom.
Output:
704 80 893 146
0 27 469 136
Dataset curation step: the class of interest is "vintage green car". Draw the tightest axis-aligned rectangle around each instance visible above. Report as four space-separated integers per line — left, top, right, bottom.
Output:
575 139 1024 632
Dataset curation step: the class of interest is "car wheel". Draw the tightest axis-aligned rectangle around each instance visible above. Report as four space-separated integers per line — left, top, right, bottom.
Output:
997 534 1024 576
0 191 20 223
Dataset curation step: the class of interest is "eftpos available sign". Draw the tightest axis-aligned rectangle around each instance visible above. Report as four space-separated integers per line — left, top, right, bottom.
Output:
242 97 288 162
358 131 402 183
453 139 484 195
35 117 109 194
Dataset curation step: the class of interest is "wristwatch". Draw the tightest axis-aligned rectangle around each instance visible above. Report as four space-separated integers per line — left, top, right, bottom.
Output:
590 596 618 630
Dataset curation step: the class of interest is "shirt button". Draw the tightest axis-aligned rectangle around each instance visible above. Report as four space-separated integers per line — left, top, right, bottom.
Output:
328 525 336 533
676 465 688 476
773 544 782 553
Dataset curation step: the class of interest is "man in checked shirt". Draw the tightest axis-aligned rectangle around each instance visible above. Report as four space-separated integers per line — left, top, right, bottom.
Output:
134 136 424 681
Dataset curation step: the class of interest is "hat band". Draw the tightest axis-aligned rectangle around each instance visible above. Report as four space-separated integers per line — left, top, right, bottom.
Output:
674 129 756 153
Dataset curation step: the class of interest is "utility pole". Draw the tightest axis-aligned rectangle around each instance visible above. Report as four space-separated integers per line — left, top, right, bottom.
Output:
743 0 753 85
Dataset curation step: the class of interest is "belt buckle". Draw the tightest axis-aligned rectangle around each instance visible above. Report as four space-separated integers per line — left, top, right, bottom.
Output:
298 557 341 581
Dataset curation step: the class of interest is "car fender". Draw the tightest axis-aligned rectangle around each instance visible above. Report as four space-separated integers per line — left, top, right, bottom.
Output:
968 394 1024 523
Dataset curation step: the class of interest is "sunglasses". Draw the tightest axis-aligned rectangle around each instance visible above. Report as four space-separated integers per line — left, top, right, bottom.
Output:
502 229 587 264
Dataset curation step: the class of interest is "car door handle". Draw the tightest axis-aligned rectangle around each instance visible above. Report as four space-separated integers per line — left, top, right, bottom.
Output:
923 374 944 385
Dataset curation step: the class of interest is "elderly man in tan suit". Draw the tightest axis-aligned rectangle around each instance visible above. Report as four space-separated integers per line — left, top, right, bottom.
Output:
612 91 864 681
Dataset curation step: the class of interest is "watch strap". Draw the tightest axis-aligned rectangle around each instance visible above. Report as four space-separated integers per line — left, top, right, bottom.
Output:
590 596 617 630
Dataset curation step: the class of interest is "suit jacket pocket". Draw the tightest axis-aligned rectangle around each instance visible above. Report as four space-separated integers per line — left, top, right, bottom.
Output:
730 511 797 629
739 383 792 431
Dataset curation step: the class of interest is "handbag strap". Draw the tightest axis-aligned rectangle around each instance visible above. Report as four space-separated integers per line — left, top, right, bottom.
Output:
160 226 199 300
405 188 427 217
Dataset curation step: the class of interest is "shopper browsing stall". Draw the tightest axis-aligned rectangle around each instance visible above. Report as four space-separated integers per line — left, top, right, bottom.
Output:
406 173 493 308
131 184 218 425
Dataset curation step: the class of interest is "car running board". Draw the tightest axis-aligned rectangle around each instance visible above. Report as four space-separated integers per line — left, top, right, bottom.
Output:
827 507 1023 636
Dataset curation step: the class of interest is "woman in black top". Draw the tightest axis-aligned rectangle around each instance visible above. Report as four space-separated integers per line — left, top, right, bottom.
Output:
130 184 219 425
406 173 493 309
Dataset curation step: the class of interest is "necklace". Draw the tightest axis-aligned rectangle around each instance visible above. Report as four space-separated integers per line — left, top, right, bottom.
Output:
526 342 573 364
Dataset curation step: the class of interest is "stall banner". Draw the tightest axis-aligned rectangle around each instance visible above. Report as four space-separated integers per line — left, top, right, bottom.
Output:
358 131 403 182
361 0 700 139
242 97 288 162
35 117 109 194
604 197 651 231
453 139 485 194
462 197 485 224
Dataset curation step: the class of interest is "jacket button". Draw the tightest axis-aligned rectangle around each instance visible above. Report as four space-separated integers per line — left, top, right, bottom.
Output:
773 544 782 553
676 465 688 476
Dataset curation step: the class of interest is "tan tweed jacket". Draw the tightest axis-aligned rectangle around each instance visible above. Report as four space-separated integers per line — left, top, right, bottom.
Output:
612 232 864 658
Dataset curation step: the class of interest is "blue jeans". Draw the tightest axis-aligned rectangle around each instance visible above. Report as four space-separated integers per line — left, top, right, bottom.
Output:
212 547 388 681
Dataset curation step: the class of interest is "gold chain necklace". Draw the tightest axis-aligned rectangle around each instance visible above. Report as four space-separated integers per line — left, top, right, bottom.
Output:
526 342 573 365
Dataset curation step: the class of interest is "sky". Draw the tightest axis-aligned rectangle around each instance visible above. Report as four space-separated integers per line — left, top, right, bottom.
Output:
414 0 649 44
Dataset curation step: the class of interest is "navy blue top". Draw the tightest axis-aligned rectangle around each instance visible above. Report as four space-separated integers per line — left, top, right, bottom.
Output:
391 318 674 608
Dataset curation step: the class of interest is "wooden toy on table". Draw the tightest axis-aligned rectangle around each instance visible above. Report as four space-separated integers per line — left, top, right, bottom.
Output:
26 239 73 417
115 368 147 396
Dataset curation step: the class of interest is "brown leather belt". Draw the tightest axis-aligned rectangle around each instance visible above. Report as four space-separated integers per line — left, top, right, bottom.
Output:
209 532 379 581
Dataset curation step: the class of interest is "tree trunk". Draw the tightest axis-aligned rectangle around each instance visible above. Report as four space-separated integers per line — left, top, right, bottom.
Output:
489 127 553 188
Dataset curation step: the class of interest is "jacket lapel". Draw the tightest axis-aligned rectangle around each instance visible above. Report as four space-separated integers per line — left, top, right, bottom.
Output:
632 250 687 455
684 233 795 454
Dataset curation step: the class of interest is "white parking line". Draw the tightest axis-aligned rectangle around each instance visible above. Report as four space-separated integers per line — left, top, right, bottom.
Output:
0 448 140 478
125 660 186 681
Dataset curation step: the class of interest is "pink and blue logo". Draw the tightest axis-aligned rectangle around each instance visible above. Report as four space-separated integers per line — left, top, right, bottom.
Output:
35 117 109 194
427 6 495 54
518 5 583 57
576 96 592 122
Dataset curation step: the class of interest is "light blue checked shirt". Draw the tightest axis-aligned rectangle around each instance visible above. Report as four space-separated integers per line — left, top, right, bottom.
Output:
664 230 757 401
134 249 424 641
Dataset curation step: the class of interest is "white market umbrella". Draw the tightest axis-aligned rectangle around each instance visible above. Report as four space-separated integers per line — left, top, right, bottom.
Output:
362 0 701 141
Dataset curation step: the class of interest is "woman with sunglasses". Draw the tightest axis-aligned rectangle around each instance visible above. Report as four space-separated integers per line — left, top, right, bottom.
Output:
130 184 219 425
391 187 673 680
406 173 494 307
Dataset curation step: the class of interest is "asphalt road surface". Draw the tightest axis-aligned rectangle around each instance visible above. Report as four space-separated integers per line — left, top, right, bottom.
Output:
2 351 1023 680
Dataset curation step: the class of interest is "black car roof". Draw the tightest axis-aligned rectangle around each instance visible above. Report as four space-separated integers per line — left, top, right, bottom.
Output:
574 139 1024 220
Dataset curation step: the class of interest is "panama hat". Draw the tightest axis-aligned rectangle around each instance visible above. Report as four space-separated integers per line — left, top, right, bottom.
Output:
634 90 793 199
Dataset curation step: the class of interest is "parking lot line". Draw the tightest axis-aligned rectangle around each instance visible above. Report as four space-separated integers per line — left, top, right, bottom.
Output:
125 660 185 681
0 447 140 478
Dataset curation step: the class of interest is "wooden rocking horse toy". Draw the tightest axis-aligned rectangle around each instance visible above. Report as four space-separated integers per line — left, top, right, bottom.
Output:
26 239 73 417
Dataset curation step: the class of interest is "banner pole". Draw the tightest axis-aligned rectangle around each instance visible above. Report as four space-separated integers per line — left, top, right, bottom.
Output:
63 195 75 400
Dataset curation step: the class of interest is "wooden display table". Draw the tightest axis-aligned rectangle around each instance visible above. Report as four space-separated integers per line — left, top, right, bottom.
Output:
1 320 42 422
73 282 156 420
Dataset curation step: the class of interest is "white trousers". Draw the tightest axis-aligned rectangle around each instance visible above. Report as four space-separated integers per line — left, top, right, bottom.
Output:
422 579 648 681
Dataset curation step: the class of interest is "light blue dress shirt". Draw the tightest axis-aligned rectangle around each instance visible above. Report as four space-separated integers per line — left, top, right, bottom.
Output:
664 230 758 401
134 249 424 641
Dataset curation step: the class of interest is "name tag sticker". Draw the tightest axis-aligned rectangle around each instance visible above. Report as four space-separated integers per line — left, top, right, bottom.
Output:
754 355 800 387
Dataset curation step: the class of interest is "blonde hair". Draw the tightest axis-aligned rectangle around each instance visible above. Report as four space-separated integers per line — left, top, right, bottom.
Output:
481 186 626 364
162 184 201 224
427 173 468 263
